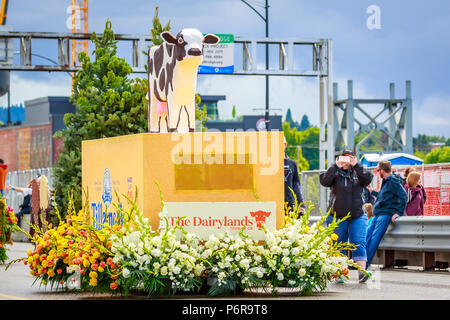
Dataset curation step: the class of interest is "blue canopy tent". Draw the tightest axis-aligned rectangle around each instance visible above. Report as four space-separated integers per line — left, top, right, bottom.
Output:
360 153 424 168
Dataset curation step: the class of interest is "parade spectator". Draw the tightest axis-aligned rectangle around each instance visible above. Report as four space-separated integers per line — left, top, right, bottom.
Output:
404 171 425 216
284 137 306 216
0 159 7 197
403 166 415 183
364 185 375 205
7 182 33 228
320 149 373 282
364 203 374 225
366 160 408 275
403 166 427 204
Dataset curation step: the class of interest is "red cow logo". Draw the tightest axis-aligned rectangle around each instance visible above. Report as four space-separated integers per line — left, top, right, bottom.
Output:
250 210 271 230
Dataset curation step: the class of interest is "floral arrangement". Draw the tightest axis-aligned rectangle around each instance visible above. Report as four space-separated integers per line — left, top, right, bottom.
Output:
11 190 364 296
108 203 208 296
199 205 358 296
15 196 120 292
0 196 18 264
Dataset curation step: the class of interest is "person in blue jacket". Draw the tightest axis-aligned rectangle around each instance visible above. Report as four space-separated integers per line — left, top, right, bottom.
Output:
365 160 408 277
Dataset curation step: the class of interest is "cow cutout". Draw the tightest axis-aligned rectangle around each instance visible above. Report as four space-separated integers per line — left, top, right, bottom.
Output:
250 210 271 230
147 28 220 133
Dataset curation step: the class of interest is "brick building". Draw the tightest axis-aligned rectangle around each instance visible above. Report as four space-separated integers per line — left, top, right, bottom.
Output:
0 96 75 172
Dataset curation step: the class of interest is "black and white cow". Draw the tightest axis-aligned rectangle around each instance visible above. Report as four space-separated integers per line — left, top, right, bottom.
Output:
147 28 220 133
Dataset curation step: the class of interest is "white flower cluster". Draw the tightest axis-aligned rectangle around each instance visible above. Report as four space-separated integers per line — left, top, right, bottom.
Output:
204 232 268 288
262 218 352 289
110 227 206 291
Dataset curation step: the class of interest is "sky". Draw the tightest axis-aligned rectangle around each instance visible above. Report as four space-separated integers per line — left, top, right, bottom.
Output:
2 0 450 137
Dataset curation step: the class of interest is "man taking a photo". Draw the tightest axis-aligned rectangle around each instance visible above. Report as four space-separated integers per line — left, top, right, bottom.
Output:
365 160 408 272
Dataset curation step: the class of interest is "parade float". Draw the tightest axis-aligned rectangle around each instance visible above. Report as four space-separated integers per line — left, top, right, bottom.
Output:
8 18 365 297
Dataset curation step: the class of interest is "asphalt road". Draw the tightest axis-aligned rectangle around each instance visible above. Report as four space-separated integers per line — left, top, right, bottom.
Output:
1 242 450 300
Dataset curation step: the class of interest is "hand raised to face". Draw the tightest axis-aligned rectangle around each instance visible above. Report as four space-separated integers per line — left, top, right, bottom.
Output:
349 155 358 166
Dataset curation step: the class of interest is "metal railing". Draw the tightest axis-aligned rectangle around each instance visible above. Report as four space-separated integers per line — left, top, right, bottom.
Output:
0 30 331 77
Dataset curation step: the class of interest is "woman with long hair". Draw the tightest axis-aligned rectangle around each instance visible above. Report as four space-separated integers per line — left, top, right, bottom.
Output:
404 171 425 216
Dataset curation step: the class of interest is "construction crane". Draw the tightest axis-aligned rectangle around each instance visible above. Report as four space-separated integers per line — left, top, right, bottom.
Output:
0 0 8 25
70 0 88 67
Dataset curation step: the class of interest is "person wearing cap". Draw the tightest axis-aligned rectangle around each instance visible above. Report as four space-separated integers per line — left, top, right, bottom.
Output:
365 160 407 269
320 149 373 282
284 137 306 216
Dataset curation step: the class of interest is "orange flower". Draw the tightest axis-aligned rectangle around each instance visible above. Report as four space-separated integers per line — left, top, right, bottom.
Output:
110 282 118 290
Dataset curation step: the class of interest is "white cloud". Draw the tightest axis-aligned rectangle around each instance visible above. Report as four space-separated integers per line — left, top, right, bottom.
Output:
414 95 450 136
0 73 72 108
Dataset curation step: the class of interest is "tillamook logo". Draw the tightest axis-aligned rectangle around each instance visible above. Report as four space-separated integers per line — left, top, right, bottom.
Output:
91 167 123 230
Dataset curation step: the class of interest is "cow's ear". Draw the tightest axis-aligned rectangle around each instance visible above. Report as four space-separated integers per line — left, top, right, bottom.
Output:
203 34 220 44
161 31 177 44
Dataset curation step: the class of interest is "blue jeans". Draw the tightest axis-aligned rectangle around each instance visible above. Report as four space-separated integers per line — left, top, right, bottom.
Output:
326 214 368 262
366 214 392 267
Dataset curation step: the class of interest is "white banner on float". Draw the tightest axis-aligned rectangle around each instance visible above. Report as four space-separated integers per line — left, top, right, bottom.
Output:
164 202 276 240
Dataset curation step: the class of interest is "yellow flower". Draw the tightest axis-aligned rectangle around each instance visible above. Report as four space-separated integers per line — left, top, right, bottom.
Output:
41 260 48 268
83 259 90 268
89 271 98 279
89 256 96 264
93 251 101 259
319 226 325 231
48 269 55 277
89 278 97 287
331 234 339 241
98 267 104 273
27 257 34 264
27 250 33 256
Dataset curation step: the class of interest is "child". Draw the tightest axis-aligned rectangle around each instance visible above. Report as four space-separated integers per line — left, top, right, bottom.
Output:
364 203 374 225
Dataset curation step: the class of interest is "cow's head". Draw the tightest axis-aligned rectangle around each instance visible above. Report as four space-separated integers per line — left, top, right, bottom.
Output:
161 28 220 61
250 210 271 230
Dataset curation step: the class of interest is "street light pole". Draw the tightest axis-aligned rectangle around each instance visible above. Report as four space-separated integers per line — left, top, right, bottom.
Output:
241 0 270 130
265 0 269 131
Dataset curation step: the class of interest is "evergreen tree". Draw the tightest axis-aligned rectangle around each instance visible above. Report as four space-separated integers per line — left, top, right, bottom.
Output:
52 20 148 217
299 114 311 131
285 108 294 126
149 6 171 47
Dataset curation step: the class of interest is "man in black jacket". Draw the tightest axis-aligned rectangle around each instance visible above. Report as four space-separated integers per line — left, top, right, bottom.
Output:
284 138 305 217
320 149 373 282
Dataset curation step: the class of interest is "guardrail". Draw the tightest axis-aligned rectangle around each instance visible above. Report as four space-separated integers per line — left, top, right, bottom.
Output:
308 215 450 270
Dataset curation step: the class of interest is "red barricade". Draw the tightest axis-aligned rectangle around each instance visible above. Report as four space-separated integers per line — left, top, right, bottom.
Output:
388 164 450 216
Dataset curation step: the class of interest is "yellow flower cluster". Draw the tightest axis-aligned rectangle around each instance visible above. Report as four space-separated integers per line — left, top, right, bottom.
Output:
26 207 121 290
